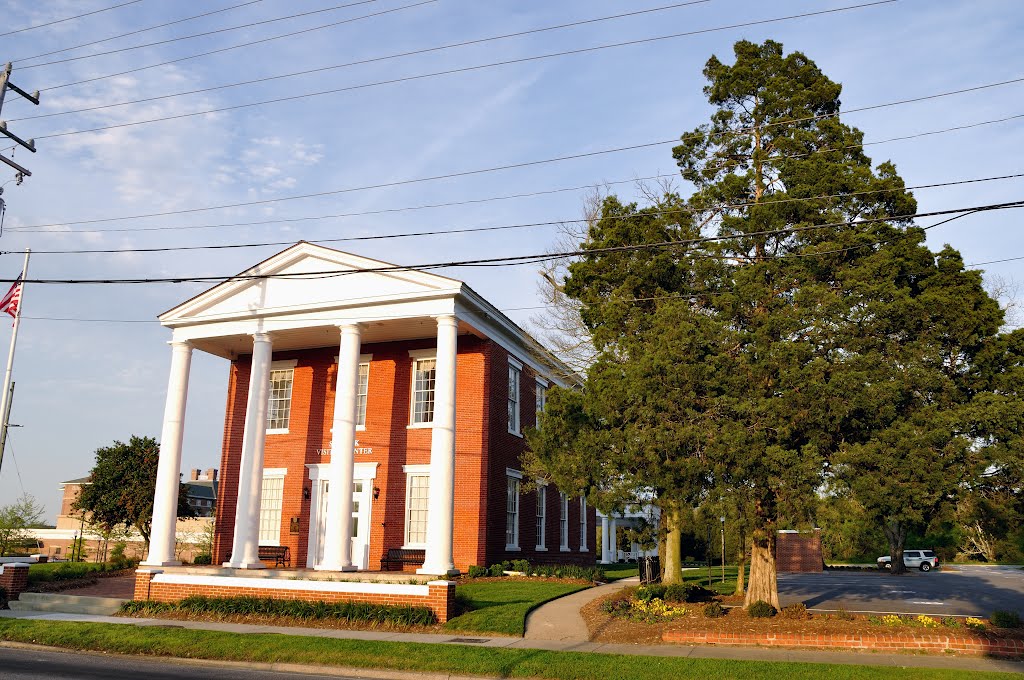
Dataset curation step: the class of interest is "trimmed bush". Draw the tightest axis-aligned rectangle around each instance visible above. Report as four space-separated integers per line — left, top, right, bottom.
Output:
703 601 725 618
990 610 1023 629
747 600 777 618
488 563 506 577
192 553 212 566
120 595 437 626
510 559 530 574
466 565 487 578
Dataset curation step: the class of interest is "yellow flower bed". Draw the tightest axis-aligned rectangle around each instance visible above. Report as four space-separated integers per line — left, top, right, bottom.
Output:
965 616 986 630
881 614 903 626
915 615 939 628
630 597 687 620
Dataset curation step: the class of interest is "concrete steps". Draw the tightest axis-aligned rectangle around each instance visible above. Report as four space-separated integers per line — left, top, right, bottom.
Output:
9 592 128 616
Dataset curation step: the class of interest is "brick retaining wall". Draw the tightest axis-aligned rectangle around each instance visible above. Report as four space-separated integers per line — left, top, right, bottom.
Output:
0 563 29 600
663 629 1024 656
134 569 455 622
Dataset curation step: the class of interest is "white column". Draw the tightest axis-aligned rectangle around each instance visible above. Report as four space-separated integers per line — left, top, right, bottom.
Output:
600 516 610 563
316 323 361 572
418 314 458 576
224 333 273 569
142 340 192 567
610 517 618 562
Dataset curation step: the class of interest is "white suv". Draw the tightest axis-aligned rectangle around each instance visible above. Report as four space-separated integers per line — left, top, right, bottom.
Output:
877 550 939 571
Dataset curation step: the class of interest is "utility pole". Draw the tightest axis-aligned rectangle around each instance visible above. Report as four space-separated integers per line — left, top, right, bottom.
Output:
0 63 41 183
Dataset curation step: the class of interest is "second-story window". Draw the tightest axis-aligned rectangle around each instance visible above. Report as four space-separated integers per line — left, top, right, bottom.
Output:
508 361 521 435
412 358 436 424
356 362 370 428
267 368 294 432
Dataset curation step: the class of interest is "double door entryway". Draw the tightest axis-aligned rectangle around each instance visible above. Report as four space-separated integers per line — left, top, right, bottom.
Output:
306 463 376 570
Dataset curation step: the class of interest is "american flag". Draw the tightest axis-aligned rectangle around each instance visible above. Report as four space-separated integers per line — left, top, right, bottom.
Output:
0 276 22 319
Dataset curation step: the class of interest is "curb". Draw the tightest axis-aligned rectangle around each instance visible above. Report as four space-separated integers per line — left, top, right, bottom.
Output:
0 640 497 680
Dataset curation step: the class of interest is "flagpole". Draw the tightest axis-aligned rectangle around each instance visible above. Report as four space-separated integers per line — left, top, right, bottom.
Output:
0 247 29 477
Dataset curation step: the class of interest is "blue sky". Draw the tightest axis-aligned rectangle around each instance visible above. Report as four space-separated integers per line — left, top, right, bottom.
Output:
0 0 1021 519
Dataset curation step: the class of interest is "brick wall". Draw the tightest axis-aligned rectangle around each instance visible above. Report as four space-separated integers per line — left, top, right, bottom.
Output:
133 569 456 622
0 563 29 600
663 628 1024 657
776 530 823 573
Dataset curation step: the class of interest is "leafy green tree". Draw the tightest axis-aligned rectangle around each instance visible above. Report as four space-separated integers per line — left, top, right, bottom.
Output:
74 435 194 546
0 494 44 556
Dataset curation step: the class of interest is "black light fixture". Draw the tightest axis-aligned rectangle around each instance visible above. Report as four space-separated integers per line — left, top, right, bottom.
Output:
302 485 311 501
373 486 381 500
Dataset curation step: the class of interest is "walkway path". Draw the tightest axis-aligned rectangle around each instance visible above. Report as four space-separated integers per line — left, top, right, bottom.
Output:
2 609 1021 674
524 576 638 641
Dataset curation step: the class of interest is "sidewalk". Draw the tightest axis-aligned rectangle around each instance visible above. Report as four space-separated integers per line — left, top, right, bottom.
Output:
2 608 1022 674
525 576 638 641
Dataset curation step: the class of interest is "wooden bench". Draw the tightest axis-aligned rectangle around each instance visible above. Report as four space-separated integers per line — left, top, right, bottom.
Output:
225 545 291 568
380 548 425 571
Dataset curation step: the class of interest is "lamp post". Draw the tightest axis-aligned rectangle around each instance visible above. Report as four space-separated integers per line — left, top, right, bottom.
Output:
720 516 726 583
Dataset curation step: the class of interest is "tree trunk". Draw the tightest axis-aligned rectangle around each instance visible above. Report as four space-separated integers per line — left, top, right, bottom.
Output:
662 504 684 584
735 523 747 596
883 520 908 575
658 519 668 582
744 526 780 609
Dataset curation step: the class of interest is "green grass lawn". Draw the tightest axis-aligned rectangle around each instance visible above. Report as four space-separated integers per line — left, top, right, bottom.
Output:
681 565 746 597
602 563 639 581
0 619 1010 679
444 580 589 636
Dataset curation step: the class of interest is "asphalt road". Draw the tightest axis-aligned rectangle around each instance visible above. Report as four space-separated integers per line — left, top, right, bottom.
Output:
778 565 1024 616
0 646 367 680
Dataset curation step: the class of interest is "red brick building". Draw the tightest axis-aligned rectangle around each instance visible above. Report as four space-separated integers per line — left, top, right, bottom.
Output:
141 243 593 574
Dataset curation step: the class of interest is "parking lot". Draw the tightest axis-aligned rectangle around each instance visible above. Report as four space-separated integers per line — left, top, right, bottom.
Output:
778 565 1024 617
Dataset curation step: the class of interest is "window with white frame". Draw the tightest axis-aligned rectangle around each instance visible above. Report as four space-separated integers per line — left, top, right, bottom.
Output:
356 361 370 428
559 492 569 550
579 498 588 550
506 473 521 549
258 473 285 545
404 472 430 547
508 361 521 435
411 357 437 424
535 380 547 429
267 368 294 431
535 485 547 550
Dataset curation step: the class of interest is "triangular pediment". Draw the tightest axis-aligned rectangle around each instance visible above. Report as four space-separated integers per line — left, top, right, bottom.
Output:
161 242 463 322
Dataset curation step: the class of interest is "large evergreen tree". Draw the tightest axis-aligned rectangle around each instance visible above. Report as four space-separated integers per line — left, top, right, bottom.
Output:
529 39 1018 604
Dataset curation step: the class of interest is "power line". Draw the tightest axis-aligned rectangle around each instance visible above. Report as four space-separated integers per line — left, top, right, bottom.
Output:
23 0 897 139
17 104 1024 231
26 0 432 95
12 173 1023 255
13 0 714 121
3 201 1021 284
15 0 383 69
0 1 144 38
11 1 268 64
8 173 679 234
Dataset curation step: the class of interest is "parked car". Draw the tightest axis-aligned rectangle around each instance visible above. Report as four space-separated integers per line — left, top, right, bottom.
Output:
877 550 939 571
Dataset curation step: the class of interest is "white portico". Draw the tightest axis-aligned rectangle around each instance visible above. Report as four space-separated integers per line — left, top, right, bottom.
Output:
140 242 555 575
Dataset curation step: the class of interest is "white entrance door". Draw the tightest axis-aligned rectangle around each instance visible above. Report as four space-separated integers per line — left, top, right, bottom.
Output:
314 479 373 570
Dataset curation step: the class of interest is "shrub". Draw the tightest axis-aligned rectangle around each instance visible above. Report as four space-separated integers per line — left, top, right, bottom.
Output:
832 606 854 621
510 559 530 574
747 600 776 618
663 584 687 602
780 603 808 620
601 594 633 616
488 563 506 577
192 553 213 566
120 595 437 626
682 584 715 603
466 565 487 578
941 616 962 628
703 601 725 618
636 585 666 602
990 610 1023 629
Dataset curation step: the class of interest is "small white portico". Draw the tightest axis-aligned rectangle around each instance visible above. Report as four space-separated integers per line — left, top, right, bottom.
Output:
141 242 551 575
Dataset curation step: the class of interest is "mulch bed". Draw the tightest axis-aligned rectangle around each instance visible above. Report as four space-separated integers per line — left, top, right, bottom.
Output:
581 590 1024 654
27 568 137 594
119 609 444 634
